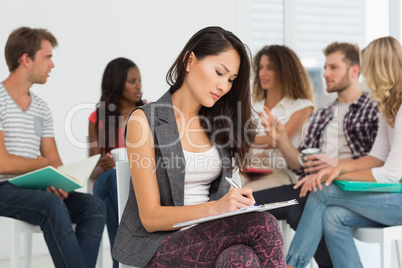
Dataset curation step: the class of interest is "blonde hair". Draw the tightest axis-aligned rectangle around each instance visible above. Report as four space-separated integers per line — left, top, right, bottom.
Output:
252 45 314 104
361 36 402 127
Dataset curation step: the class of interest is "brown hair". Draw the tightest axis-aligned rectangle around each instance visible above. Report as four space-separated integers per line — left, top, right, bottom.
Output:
252 45 314 104
166 26 257 169
323 42 360 67
5 27 58 72
361 36 402 127
96 58 144 154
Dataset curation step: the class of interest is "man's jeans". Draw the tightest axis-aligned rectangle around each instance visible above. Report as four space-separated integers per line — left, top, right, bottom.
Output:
0 181 106 268
286 184 402 268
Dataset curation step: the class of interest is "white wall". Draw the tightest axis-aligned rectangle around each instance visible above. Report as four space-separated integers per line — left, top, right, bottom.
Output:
0 0 251 260
1 1 400 267
0 0 251 165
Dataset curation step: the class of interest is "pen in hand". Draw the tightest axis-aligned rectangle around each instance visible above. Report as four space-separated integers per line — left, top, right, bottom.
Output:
225 177 258 206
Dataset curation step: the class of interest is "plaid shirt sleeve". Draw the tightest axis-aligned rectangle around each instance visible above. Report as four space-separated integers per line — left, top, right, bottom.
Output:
344 92 379 159
295 103 335 177
294 93 379 179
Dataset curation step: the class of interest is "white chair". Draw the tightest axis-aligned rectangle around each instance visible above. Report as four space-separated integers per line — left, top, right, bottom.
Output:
116 160 136 268
0 217 41 268
353 225 402 268
116 161 131 223
0 215 103 268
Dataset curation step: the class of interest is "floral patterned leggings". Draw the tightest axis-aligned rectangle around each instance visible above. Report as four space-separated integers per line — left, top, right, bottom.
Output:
144 212 285 267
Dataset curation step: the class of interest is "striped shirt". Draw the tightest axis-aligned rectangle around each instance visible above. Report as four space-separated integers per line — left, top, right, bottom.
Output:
0 83 54 180
296 92 379 179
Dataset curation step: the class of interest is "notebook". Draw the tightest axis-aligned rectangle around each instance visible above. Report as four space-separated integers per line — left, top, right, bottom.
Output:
9 154 101 192
334 180 402 193
173 199 298 228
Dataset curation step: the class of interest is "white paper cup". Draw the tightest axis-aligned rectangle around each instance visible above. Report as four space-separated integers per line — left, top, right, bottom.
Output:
298 148 320 166
111 148 127 163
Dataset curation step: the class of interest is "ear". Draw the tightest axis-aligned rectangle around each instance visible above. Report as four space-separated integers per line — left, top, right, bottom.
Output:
19 53 31 68
185 51 196 72
350 64 360 79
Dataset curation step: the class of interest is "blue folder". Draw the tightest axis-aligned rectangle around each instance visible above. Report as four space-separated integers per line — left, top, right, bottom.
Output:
334 181 402 193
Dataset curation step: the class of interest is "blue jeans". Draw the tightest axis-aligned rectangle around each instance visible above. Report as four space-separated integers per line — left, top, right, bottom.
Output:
93 169 118 268
286 184 402 268
0 181 106 268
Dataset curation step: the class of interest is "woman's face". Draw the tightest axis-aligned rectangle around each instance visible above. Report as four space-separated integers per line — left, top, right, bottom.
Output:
184 48 240 108
258 55 278 91
121 67 142 105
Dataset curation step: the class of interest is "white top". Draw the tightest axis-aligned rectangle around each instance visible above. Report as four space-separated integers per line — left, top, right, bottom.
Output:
321 102 353 159
0 83 54 181
369 107 402 183
183 146 222 206
252 97 314 169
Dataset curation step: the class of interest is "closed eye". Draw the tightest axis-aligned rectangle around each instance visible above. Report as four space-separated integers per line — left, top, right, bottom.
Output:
216 70 223 76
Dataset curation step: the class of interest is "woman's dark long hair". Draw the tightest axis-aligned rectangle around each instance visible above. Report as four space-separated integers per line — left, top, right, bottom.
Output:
96 57 144 154
166 26 257 169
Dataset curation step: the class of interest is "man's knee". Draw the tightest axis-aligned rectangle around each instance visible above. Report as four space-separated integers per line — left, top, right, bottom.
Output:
83 194 107 217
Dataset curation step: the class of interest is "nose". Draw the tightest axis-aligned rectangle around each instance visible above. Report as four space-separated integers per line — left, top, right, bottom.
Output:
218 80 231 94
323 68 329 78
49 59 55 69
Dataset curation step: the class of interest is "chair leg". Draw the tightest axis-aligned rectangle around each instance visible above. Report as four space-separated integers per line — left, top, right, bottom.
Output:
96 237 103 268
24 233 33 268
396 239 402 268
280 220 291 256
11 221 20 268
380 240 392 268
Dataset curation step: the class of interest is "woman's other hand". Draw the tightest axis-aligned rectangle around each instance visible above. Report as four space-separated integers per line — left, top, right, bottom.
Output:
302 154 338 174
98 153 114 171
259 106 287 147
294 166 342 197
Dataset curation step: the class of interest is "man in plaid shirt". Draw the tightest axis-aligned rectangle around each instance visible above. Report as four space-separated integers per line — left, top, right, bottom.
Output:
253 42 379 268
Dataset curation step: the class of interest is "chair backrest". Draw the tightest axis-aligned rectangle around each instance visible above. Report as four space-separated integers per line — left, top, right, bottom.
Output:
116 161 139 268
116 161 131 222
232 168 241 187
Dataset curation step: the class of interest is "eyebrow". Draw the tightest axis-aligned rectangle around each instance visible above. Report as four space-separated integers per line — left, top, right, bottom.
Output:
219 63 238 77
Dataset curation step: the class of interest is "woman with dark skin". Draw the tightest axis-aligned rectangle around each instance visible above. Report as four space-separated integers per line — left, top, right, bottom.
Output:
88 57 144 268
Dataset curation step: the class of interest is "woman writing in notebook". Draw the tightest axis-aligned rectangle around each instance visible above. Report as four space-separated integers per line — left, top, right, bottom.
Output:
112 26 286 267
264 37 402 267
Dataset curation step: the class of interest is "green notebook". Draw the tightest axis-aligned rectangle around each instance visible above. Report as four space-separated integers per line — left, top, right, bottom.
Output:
334 180 402 193
9 154 101 192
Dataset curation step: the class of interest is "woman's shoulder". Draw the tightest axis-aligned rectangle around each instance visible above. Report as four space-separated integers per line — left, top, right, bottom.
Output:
251 100 265 112
127 106 148 122
287 97 314 107
89 110 97 124
282 97 314 112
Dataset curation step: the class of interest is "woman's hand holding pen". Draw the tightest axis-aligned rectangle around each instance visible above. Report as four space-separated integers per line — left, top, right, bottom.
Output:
211 187 256 216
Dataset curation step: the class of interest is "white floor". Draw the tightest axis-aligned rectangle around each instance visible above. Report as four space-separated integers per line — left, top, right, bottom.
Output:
0 245 113 268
